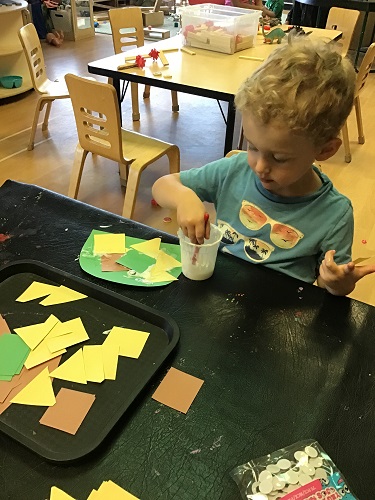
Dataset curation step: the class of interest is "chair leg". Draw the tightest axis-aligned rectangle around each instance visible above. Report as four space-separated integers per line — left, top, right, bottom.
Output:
354 96 365 144
119 162 130 187
121 163 142 220
42 101 53 131
341 121 351 163
68 144 89 198
171 91 179 112
143 85 150 99
28 97 45 151
166 146 180 175
131 82 140 121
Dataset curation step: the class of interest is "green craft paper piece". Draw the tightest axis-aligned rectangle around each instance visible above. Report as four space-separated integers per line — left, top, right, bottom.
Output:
79 229 181 287
117 249 155 273
0 334 30 377
0 375 12 381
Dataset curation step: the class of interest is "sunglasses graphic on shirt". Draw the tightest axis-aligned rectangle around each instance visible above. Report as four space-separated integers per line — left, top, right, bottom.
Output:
239 201 304 249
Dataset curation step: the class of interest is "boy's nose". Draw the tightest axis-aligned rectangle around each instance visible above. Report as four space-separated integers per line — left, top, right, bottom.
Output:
254 157 271 175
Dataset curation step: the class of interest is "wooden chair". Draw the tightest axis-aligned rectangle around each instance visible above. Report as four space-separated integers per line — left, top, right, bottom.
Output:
108 7 179 122
18 23 69 151
342 42 375 163
65 73 180 219
325 7 360 57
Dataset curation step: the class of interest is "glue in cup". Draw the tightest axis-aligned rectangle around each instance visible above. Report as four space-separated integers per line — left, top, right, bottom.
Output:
177 224 223 281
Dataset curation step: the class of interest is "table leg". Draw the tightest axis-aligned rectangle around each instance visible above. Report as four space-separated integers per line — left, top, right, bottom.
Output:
224 99 236 156
113 77 122 125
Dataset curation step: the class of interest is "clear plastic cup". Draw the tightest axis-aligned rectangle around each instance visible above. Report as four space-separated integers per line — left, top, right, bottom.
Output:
177 224 223 280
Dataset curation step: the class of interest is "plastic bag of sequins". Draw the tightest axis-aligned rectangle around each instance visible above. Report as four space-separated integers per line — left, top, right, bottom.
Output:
231 439 357 500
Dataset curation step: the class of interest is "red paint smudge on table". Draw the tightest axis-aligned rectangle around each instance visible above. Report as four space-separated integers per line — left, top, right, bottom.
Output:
0 234 10 243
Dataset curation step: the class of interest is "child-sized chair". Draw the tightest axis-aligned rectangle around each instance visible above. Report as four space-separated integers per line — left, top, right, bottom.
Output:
342 42 375 163
65 73 180 219
18 23 70 151
325 7 360 57
108 7 179 122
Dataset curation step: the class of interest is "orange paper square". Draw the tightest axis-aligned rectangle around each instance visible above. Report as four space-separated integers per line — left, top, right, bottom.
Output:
39 388 95 435
152 367 204 414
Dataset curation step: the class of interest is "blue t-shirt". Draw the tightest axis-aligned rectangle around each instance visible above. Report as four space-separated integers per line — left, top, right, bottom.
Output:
179 153 353 283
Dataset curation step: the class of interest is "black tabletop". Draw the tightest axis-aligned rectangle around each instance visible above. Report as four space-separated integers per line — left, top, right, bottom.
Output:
1 180 375 499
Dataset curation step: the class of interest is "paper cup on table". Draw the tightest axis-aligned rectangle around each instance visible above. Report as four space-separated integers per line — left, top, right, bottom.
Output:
177 224 223 281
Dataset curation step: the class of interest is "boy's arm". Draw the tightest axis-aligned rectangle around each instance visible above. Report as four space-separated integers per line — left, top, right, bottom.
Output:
317 250 375 296
152 174 210 244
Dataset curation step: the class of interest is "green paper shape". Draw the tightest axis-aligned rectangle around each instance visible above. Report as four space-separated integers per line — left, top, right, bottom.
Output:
0 334 30 377
79 229 181 287
0 375 13 381
117 249 156 273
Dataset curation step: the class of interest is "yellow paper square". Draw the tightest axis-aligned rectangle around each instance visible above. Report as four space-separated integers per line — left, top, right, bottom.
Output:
147 269 178 283
102 342 119 380
104 327 150 359
83 345 105 383
94 233 126 255
47 318 89 353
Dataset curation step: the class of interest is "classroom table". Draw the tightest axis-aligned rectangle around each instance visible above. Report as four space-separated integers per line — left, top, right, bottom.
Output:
88 28 342 156
1 180 375 499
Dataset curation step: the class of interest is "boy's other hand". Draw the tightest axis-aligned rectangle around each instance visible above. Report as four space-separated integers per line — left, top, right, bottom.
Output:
318 249 375 296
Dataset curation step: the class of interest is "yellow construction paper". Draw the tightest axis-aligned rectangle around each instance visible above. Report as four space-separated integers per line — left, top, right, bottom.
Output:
105 327 150 359
16 282 59 302
14 314 60 350
154 249 181 271
130 238 161 259
24 334 66 370
39 286 87 306
86 490 100 500
49 348 87 384
50 486 76 500
94 233 126 255
47 318 89 353
147 269 178 283
83 345 105 383
47 320 73 339
102 342 119 380
10 367 55 406
96 480 140 499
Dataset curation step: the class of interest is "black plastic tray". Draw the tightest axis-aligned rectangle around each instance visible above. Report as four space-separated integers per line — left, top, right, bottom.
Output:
0 260 179 462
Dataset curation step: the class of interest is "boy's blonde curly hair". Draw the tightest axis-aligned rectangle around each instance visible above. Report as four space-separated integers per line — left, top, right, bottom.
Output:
234 39 356 146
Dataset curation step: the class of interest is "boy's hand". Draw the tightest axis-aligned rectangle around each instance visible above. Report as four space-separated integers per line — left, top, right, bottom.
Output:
318 249 375 296
176 195 210 245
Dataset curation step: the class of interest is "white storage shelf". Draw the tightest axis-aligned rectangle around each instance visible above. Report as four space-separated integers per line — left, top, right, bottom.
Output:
0 1 32 99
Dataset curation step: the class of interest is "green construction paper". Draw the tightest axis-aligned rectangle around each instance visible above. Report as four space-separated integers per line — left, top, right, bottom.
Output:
116 249 155 274
0 334 30 377
0 375 12 381
79 229 182 287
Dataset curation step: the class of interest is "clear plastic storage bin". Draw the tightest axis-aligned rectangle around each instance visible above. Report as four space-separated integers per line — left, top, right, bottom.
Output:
181 3 259 54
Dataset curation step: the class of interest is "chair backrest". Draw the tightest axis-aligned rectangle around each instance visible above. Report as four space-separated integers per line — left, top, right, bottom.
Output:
65 74 124 163
18 23 50 94
325 7 360 57
109 7 145 54
355 42 375 97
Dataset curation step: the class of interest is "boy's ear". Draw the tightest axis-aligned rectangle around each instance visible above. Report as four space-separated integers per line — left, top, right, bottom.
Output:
315 138 342 161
